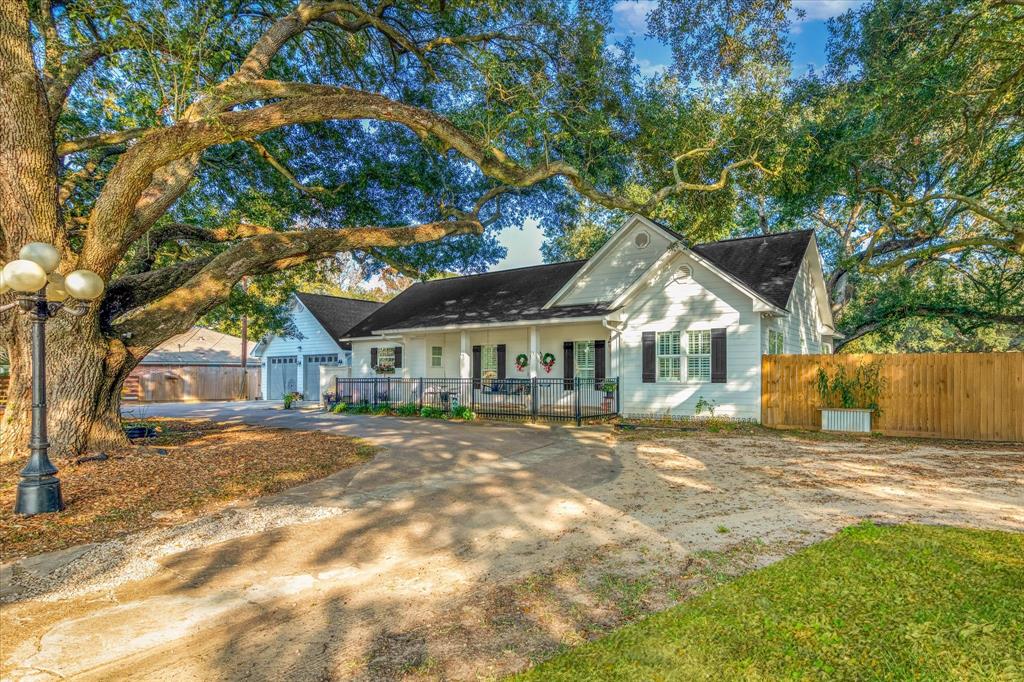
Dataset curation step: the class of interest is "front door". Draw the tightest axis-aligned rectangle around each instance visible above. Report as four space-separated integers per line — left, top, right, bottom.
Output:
268 356 297 399
303 354 338 399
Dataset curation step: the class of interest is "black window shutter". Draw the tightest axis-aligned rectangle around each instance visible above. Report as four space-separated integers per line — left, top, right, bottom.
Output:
472 345 482 389
594 340 606 390
393 346 402 368
370 347 378 369
641 332 656 383
563 341 574 390
496 344 506 380
711 328 727 383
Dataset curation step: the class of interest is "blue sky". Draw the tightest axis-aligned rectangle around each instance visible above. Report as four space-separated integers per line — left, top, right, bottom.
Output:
492 0 864 271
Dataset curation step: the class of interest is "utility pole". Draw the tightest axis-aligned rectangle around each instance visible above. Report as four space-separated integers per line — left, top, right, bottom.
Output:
240 277 249 400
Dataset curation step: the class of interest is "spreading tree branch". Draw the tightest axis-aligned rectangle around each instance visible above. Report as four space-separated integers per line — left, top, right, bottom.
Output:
84 81 768 276
111 220 482 347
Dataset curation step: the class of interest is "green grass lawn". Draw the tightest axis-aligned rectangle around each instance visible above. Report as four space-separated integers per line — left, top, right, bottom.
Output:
514 523 1024 681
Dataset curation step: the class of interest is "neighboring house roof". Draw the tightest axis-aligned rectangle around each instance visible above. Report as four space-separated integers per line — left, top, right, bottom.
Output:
293 292 385 340
690 229 815 309
344 260 609 337
142 327 250 365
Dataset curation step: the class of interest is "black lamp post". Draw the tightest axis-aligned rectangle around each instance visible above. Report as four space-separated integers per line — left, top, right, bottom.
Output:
1 243 104 516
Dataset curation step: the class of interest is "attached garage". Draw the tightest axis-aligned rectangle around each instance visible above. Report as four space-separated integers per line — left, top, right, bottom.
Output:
303 353 338 400
267 356 298 399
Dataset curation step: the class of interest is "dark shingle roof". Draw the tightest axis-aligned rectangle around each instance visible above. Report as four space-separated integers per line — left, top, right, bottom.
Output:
342 228 815 336
691 229 814 309
343 260 608 337
295 292 384 340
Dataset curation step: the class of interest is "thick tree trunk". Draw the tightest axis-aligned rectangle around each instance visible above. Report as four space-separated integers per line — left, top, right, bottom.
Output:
0 312 132 461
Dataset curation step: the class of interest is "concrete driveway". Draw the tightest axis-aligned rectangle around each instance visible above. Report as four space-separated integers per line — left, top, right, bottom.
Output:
3 403 1022 681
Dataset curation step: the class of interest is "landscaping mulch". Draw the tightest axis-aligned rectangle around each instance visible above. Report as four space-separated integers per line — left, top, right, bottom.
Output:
0 418 374 561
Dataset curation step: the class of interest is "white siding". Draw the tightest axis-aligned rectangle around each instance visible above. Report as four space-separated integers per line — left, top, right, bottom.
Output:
259 298 344 399
617 252 763 420
760 248 823 355
558 222 672 305
351 322 610 381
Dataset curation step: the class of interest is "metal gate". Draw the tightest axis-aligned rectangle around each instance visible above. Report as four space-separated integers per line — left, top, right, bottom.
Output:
303 354 337 399
268 356 297 399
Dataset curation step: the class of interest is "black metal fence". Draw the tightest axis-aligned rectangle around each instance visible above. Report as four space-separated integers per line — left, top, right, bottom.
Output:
332 376 619 425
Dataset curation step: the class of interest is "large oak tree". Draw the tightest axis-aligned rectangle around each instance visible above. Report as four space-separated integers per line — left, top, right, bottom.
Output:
1 0 776 458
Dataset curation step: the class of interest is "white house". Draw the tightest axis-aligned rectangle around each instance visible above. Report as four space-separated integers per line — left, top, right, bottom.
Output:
252 292 383 400
337 215 838 420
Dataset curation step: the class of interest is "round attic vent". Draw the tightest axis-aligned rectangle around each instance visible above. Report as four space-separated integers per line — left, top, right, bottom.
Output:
678 265 692 278
634 231 650 249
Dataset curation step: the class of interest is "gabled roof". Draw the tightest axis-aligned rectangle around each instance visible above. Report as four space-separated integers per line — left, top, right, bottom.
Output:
142 327 250 365
294 292 384 340
343 260 609 337
690 229 815 309
342 223 821 338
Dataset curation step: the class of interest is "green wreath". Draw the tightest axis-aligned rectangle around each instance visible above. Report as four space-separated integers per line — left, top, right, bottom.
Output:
541 352 556 373
514 353 529 371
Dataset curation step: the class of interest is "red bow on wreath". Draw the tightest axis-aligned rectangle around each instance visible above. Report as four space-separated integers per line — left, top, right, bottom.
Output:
541 352 556 373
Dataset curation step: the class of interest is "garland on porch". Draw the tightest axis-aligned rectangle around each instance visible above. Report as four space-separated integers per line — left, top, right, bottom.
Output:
515 353 529 371
541 352 556 373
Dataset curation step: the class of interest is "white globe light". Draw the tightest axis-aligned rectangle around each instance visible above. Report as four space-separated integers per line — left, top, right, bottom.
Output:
19 242 61 274
64 270 105 300
46 282 68 302
2 259 48 293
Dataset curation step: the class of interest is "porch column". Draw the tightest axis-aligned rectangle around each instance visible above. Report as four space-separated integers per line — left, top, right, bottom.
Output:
459 330 471 379
528 325 539 379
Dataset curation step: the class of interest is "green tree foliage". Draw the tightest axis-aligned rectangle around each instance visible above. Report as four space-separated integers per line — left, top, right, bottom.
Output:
776 0 1024 349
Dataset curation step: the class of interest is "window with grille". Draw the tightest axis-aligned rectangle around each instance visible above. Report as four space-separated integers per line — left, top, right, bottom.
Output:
687 330 711 381
768 329 784 354
574 340 595 380
481 345 498 380
431 346 443 367
376 347 395 371
656 331 681 381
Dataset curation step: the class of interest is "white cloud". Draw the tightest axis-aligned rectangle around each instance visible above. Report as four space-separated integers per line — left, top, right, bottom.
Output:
790 0 865 22
612 0 658 34
637 58 669 78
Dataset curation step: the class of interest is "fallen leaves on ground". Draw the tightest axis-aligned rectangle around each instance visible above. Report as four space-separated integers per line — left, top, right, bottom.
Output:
0 419 374 561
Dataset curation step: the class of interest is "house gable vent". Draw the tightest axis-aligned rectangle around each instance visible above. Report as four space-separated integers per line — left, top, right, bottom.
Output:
633 231 650 249
677 264 692 278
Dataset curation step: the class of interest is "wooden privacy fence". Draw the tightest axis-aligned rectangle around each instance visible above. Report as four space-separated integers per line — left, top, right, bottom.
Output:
762 353 1024 442
123 364 260 402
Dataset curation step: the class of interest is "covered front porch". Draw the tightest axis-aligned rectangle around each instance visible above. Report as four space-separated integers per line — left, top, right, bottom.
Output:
347 319 621 421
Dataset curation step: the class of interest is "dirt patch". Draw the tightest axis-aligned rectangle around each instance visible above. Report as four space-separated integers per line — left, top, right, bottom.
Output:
1 417 1020 681
0 419 374 561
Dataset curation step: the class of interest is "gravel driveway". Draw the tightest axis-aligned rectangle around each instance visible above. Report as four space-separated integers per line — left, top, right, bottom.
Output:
2 403 1021 681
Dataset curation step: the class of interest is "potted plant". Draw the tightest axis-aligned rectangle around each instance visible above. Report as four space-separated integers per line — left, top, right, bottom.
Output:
815 362 885 433
600 380 617 410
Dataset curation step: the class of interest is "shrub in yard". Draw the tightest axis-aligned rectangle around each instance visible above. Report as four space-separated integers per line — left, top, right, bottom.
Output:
395 403 419 417
331 402 348 414
371 402 392 415
420 405 444 419
282 391 302 409
352 402 373 414
449 405 476 421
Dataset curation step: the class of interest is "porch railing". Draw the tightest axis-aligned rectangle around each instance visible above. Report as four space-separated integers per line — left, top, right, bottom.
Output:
332 376 620 425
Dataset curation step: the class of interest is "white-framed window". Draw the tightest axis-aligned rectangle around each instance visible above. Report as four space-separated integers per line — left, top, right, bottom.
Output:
430 345 443 368
656 331 682 381
687 330 712 381
822 342 832 354
376 347 395 372
574 340 595 381
481 344 498 380
768 329 784 355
